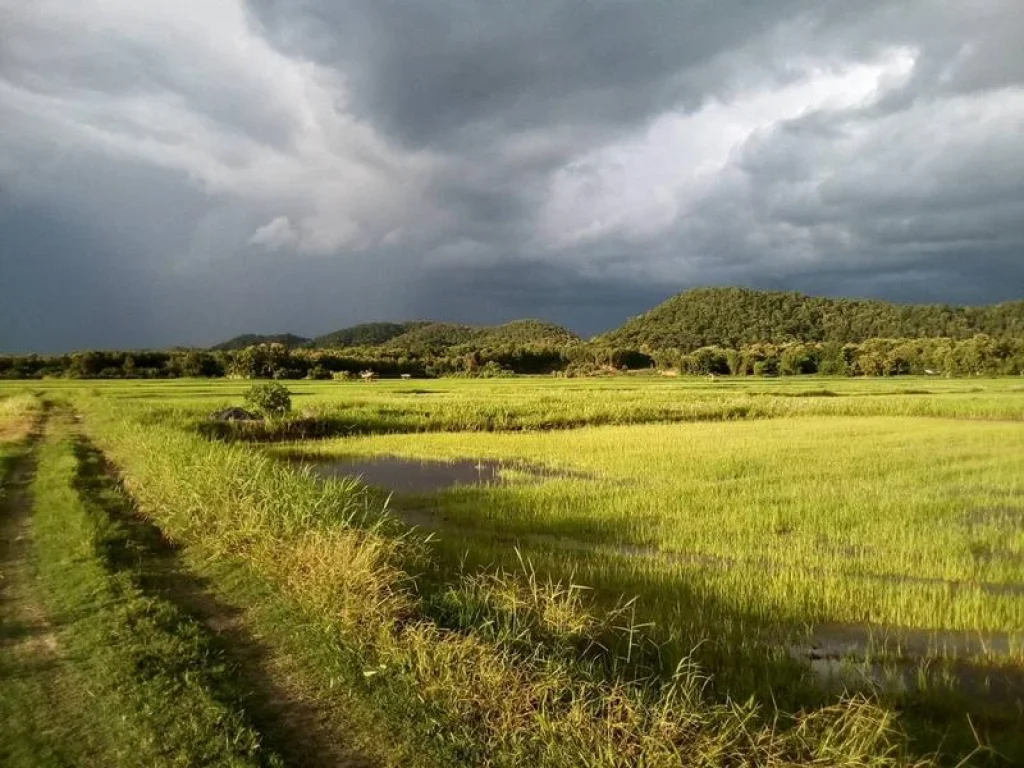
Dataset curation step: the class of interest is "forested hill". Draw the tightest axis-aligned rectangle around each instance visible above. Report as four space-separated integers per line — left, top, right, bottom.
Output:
598 288 1024 351
9 290 1024 379
310 322 429 348
210 333 311 351
382 320 580 353
477 319 581 346
206 290 1022 357
211 320 579 353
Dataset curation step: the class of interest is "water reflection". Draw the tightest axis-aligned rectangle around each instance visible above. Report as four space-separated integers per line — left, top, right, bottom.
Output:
294 455 574 493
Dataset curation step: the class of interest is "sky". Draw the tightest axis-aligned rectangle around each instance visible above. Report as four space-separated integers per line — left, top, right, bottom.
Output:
2 1 1023 352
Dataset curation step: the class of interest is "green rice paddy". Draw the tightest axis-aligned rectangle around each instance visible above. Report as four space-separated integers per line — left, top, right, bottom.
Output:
2 375 1023 765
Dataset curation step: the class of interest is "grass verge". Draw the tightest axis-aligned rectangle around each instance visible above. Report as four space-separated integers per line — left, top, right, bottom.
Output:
22 414 280 766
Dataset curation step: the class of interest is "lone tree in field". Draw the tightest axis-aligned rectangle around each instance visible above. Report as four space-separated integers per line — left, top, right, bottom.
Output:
244 381 292 418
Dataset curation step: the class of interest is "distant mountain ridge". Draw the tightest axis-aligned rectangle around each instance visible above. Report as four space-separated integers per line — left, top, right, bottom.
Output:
597 287 1024 351
310 322 430 349
210 319 581 352
210 333 311 351
209 288 1024 353
383 320 581 352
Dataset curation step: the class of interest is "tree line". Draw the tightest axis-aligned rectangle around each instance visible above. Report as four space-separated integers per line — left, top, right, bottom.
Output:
2 333 1023 380
4 289 1022 380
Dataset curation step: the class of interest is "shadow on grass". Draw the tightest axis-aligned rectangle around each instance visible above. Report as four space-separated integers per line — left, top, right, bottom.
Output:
396 484 1024 767
0 442 62 678
70 437 375 768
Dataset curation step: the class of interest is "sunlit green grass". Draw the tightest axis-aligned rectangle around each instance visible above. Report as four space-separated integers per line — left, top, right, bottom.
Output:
9 376 1023 763
272 401 1024 759
281 417 1024 635
6 376 1024 427
1 413 275 767
64 381 946 767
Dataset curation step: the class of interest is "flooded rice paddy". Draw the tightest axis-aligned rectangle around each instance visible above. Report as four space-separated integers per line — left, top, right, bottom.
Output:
275 414 1024 738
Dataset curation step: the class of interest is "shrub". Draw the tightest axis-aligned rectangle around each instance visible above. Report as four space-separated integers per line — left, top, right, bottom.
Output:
478 360 514 378
680 346 730 375
305 365 331 380
243 382 292 418
779 345 817 375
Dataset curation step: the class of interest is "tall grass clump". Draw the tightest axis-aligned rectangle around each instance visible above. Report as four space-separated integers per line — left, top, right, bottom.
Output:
0 392 39 443
76 395 935 767
1 393 40 504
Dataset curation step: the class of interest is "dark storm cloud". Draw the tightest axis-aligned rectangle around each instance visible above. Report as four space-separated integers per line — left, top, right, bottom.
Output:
409 258 674 337
1 0 1023 352
0 199 167 351
246 0 822 148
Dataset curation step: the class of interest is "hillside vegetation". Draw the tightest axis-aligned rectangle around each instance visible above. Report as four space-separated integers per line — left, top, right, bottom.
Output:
209 289 1023 357
311 321 430 348
216 320 579 353
382 320 580 353
600 287 1024 351
475 319 581 347
6 289 1023 380
210 333 311 351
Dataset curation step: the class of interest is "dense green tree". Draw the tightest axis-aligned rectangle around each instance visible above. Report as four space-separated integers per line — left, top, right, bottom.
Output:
310 322 429 348
779 344 817 375
171 350 222 377
244 382 292 417
681 347 730 375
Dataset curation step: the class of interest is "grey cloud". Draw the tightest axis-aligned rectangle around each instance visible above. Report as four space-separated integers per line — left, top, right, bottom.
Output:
0 199 168 351
246 0 825 149
821 2 1024 96
409 258 674 337
1 6 298 149
1 0 1023 352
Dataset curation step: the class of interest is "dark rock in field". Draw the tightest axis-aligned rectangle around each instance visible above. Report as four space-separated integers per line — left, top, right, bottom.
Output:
210 407 262 422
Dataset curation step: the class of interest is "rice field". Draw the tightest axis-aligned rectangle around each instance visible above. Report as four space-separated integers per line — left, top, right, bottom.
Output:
2 375 1023 765
284 415 1024 624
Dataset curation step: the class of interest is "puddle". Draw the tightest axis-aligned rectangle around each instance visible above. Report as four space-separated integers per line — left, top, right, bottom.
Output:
798 623 1021 660
798 655 1024 703
786 626 1019 704
291 454 582 494
790 623 1024 703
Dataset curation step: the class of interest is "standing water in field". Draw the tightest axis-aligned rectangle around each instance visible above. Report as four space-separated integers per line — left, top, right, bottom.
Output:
790 623 1024 704
290 454 579 493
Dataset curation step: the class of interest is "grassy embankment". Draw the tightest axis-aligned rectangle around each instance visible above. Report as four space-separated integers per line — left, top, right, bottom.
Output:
64 382 944 768
191 379 1024 440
